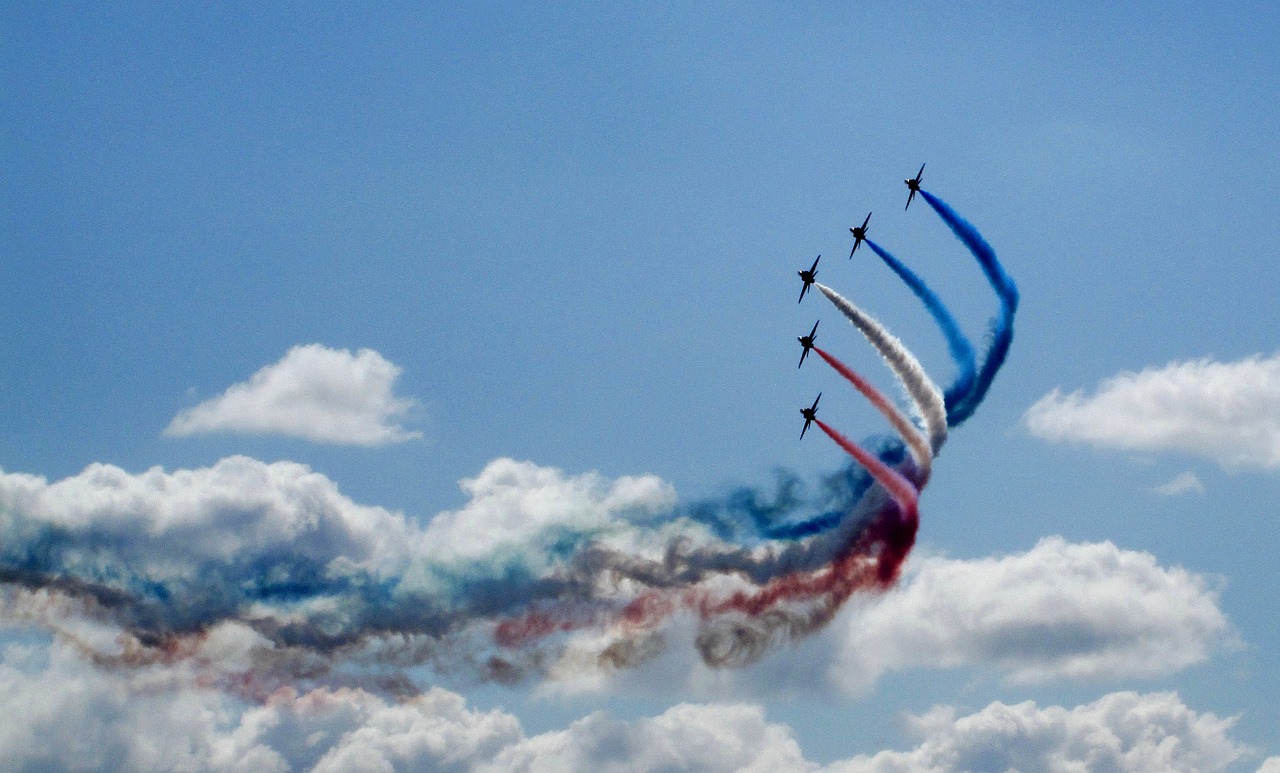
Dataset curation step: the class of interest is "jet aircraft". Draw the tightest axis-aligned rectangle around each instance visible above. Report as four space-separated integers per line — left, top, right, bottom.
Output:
904 163 925 210
797 320 819 368
800 393 822 439
848 212 871 257
797 255 820 303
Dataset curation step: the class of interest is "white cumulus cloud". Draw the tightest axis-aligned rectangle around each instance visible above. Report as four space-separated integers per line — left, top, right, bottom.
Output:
0 456 676 584
0 455 419 579
165 344 421 446
483 703 810 773
826 691 1247 773
422 457 676 562
833 537 1230 695
1024 353 1280 469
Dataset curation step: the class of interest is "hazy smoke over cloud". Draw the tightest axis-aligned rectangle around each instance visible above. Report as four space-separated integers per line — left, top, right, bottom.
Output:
5 459 1222 700
0 452 920 687
527 536 1232 704
1025 353 1280 469
165 344 422 446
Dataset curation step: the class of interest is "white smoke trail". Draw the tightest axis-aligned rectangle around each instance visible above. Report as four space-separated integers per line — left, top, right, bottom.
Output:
815 283 948 454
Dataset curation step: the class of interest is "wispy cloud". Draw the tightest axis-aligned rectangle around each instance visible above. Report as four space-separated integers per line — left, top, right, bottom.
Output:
165 344 421 446
1025 354 1280 469
1153 472 1206 496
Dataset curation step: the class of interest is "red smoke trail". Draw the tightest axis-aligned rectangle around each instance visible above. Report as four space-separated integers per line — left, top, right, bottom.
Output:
813 345 931 483
814 417 919 585
815 418 919 518
494 608 595 649
494 592 684 648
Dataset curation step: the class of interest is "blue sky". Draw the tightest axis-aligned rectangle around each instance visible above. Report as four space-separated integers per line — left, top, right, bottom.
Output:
3 3 1280 770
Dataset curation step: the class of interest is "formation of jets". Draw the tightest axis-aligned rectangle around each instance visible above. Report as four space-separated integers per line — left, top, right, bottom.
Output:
797 164 924 436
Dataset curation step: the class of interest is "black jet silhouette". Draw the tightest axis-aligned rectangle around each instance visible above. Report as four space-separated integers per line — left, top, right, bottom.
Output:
800 392 821 439
904 163 925 210
797 320 819 368
849 212 871 257
797 255 820 303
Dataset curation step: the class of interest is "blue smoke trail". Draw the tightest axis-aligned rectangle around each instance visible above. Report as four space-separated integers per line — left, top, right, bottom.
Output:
759 438 907 539
919 190 1019 425
682 434 914 543
865 239 977 418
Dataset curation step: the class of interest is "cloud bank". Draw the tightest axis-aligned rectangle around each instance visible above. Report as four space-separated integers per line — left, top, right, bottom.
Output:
0 453 1255 768
0 643 1254 773
1025 353 1280 469
165 344 422 446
